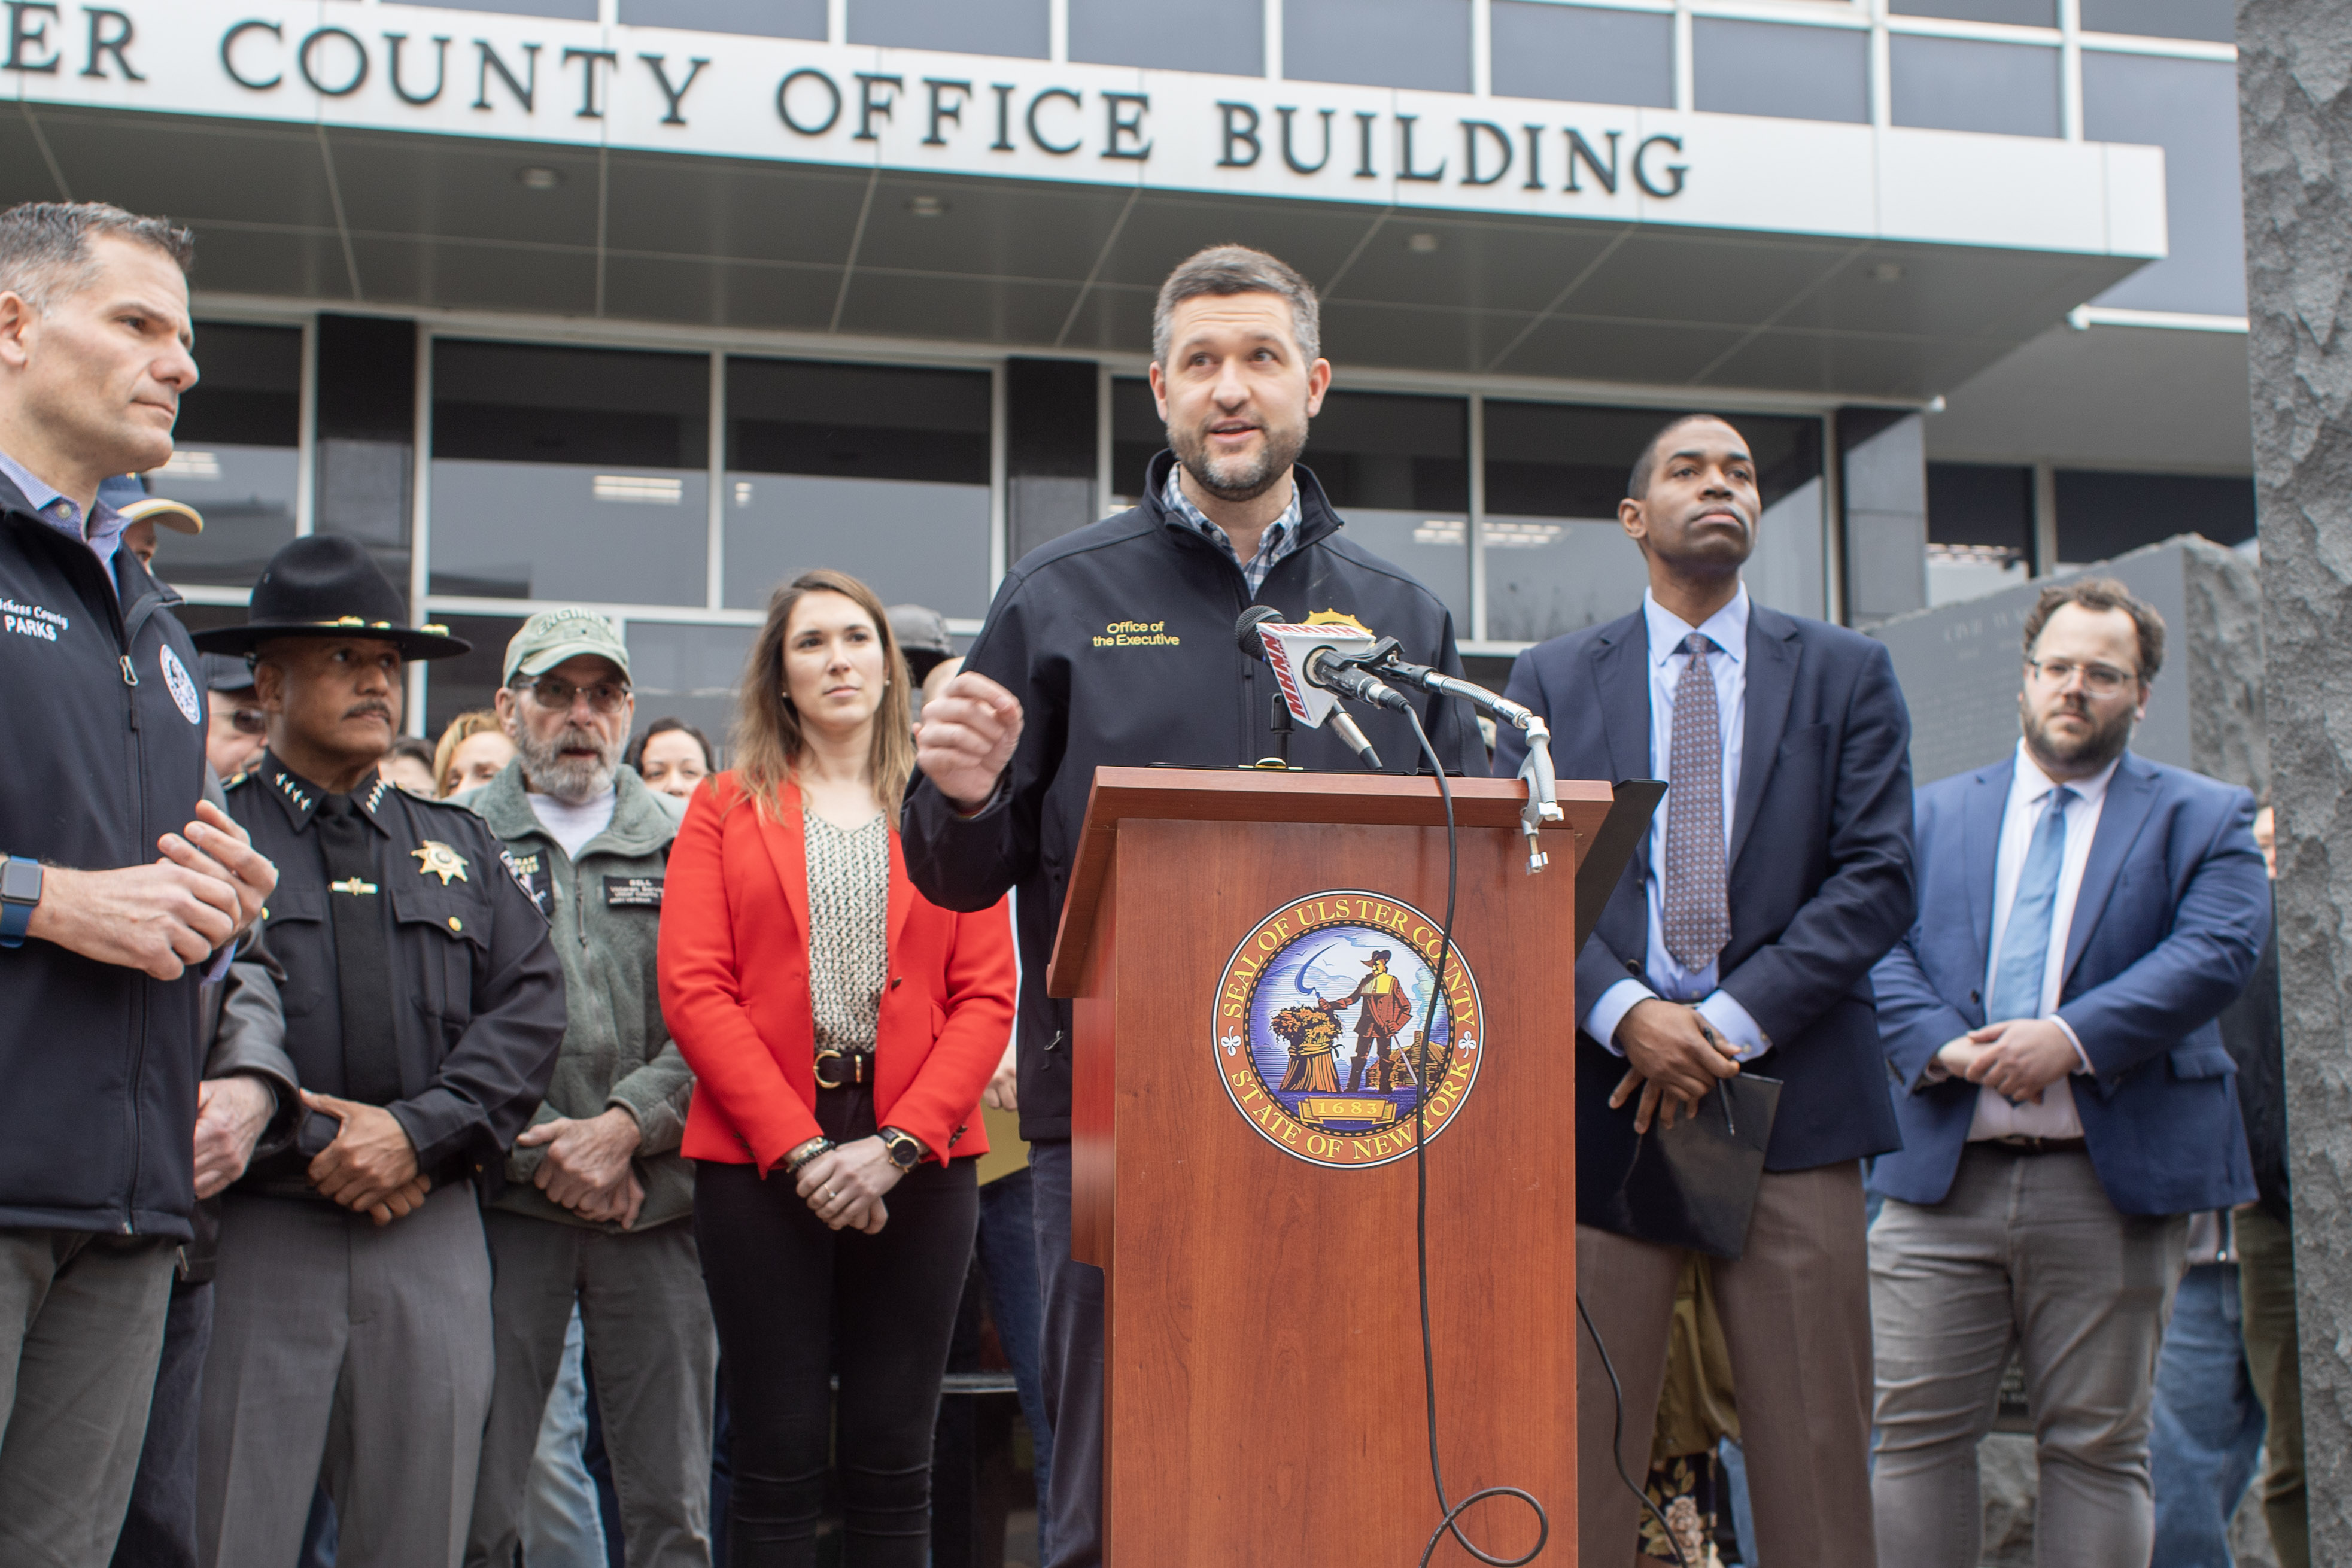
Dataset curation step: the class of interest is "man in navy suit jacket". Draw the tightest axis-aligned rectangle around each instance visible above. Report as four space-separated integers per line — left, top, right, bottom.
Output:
1496 414 1913 1568
1868 578 2268 1568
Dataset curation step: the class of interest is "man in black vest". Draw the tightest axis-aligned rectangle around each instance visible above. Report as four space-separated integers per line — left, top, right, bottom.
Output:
0 201 277 1568
190 537 566 1568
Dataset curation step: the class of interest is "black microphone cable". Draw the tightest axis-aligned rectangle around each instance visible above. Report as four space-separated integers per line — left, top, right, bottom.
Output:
1397 699 1689 1568
1397 703 1549 1568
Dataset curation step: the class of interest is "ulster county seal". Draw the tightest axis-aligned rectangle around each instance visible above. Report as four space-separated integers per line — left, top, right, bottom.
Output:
1213 890 1484 1169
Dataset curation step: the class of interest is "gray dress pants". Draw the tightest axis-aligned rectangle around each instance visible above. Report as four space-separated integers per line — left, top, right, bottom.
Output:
465 1208 716 1568
196 1184 495 1568
0 1229 177 1568
1870 1146 2188 1568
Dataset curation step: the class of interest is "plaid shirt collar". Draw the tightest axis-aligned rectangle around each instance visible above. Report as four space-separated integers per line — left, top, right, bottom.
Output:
1162 466 1303 597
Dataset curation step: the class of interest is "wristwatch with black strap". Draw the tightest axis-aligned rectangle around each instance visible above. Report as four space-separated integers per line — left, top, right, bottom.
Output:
0 856 42 949
877 1125 928 1171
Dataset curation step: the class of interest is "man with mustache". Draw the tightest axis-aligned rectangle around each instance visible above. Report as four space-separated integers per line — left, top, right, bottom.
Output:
1867 579 2269 1568
904 244 1476 1568
0 200 279 1568
189 536 566 1568
462 608 712 1568
1491 413 1916 1568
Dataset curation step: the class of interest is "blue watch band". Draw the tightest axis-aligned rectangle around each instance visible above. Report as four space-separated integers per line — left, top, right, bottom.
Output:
0 856 39 949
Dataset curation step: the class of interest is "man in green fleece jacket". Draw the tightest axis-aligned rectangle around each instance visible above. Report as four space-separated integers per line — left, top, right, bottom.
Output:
460 609 712 1568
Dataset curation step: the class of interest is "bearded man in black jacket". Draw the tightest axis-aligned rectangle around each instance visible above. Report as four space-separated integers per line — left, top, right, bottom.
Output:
902 244 1476 1568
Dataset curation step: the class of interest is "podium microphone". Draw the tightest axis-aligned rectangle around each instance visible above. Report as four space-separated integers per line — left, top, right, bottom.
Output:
1233 605 1400 770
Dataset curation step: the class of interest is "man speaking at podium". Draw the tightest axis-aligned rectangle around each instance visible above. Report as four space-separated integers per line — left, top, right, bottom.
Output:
1493 414 1915 1568
902 245 1476 1568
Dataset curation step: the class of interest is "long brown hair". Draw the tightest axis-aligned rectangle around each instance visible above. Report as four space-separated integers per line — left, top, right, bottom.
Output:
731 569 916 820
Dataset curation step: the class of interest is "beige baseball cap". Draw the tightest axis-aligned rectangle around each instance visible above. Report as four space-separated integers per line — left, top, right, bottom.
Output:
120 496 204 536
503 607 631 684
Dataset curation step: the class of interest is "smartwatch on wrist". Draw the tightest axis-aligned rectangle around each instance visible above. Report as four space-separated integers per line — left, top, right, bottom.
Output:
878 1126 928 1171
0 857 43 949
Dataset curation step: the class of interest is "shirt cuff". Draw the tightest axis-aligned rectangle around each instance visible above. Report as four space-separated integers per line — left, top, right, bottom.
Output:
1582 979 1655 1058
2050 1014 2093 1075
951 774 1011 821
1697 990 1772 1062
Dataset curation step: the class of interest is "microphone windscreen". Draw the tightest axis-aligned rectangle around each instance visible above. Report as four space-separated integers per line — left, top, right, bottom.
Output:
1233 604 1280 660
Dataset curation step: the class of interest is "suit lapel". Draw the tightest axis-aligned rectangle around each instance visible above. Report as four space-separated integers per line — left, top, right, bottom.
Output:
1962 758 2011 992
1588 614 1652 877
756 782 812 943
2062 754 2157 989
1728 607 1799 874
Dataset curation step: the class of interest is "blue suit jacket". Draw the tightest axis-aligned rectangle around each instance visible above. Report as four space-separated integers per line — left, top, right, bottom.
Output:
1496 602 1915 1171
1868 751 2268 1216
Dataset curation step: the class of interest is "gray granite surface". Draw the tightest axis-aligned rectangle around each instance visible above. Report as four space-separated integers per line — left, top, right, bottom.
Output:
2239 1 2352 1557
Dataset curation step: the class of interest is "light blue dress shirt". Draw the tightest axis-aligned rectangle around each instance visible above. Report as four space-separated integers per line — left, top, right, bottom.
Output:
1582 584 1773 1061
0 446 127 586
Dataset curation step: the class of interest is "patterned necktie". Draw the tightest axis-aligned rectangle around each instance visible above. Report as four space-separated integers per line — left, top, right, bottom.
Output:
1988 786 2077 1022
316 794 402 1105
1663 631 1730 971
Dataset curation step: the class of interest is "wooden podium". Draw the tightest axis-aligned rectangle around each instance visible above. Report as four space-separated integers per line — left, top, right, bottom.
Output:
1046 767 1653 1567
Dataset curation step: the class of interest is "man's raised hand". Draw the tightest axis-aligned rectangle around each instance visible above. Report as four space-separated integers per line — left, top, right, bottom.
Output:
914 670 1023 812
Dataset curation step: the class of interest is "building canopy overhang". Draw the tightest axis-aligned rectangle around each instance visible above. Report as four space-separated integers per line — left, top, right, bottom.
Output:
4 1 2168 400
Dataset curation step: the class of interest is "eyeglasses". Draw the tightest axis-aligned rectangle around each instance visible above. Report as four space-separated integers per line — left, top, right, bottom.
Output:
2026 658 2135 697
519 677 631 715
227 707 268 736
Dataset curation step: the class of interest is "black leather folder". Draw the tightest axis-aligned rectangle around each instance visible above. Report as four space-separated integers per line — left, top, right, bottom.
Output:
1576 1068 1783 1260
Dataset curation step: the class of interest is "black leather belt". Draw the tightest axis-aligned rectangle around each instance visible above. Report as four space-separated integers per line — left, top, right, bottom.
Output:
1982 1135 2087 1156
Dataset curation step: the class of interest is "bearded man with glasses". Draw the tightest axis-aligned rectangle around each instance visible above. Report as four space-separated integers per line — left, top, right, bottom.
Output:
460 607 716 1568
1866 577 2271 1568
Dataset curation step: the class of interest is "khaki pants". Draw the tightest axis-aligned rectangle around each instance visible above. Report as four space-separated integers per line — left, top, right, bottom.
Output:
466 1210 716 1568
0 1229 175 1568
1578 1160 1877 1568
2235 1204 2308 1568
1870 1146 2186 1568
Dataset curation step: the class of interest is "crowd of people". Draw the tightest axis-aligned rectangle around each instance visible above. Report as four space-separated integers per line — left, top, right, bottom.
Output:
0 193 2308 1568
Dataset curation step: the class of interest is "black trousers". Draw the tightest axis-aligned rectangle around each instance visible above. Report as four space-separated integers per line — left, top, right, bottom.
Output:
695 1089 979 1568
112 1275 212 1568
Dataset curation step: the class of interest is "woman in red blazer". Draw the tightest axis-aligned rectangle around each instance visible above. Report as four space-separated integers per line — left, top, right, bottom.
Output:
660 568 1014 1568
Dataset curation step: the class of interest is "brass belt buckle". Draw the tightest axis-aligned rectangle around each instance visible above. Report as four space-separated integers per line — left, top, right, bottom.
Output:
813 1048 849 1091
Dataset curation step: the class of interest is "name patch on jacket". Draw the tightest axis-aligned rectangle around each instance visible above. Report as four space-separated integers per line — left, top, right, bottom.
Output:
2 597 67 642
1093 618 1180 648
604 876 663 908
503 850 553 916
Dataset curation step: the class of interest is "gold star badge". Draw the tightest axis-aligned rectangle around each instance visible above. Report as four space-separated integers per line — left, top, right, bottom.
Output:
412 841 469 886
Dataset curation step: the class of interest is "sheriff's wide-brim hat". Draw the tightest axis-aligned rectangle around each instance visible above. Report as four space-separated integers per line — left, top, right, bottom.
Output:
190 536 470 661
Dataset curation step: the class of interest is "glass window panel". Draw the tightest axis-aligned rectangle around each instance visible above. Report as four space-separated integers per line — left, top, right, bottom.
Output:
724 357 993 616
1491 2 1673 109
1925 461 2033 606
625 621 758 759
421 614 528 743
315 315 418 612
1071 0 1262 74
618 0 826 35
1891 35 2060 139
1482 402 1824 641
1302 390 1471 628
2078 0 2232 42
430 341 710 606
1110 376 1162 506
2053 469 2254 567
1285 0 1472 95
142 445 302 590
1693 19 1868 124
848 0 1049 59
2083 53 2246 316
148 321 302 589
1891 0 2053 24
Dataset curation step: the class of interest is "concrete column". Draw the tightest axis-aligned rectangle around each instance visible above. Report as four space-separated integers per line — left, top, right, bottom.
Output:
2239 2 2352 1555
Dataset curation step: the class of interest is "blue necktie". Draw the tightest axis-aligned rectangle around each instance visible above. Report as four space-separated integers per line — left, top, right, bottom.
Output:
1988 786 2076 1022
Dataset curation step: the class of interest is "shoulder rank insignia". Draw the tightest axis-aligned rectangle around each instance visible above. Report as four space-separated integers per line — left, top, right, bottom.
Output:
412 841 469 885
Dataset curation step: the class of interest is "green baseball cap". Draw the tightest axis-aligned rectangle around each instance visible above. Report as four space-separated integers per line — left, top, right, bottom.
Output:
503 607 631 684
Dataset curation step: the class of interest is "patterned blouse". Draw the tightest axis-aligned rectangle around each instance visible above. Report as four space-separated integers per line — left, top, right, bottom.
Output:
803 812 890 1056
